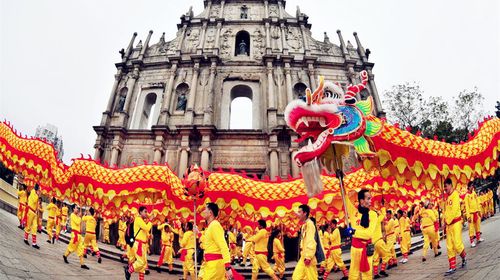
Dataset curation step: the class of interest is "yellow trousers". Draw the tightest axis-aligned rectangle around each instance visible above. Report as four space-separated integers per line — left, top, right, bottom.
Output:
200 259 225 280
400 231 411 255
292 256 318 280
468 213 481 238
104 228 110 243
273 254 285 277
158 244 173 266
446 221 465 259
83 233 99 253
348 246 373 280
386 236 396 260
183 248 195 279
24 210 37 236
242 242 254 262
422 226 438 258
64 232 85 265
118 231 126 248
326 248 346 271
372 239 391 267
17 203 25 222
46 218 55 240
251 253 276 280
131 241 148 273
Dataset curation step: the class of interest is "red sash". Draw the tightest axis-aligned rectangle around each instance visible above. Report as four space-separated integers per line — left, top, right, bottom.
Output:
473 212 479 223
204 253 223 261
72 230 80 243
330 245 341 250
352 238 370 272
158 244 171 265
447 217 462 226
180 249 187 261
255 251 268 256
230 243 236 250
86 231 95 235
136 240 145 257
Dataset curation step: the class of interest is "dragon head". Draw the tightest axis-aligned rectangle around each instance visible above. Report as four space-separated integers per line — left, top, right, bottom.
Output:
285 70 382 168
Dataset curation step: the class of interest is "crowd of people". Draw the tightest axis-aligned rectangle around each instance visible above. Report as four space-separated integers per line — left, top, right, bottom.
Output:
15 180 498 279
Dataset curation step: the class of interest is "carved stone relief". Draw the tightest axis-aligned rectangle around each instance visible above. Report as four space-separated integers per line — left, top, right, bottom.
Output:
220 28 233 57
285 27 303 51
184 28 200 53
271 26 281 51
252 29 265 60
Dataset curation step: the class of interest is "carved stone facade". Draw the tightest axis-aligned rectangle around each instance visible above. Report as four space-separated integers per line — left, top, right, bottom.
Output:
94 0 384 180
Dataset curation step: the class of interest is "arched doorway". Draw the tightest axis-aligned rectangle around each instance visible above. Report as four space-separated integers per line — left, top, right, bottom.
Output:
230 85 253 129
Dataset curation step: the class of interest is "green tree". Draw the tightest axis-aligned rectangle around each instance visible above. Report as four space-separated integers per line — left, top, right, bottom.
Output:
453 87 485 132
382 82 425 129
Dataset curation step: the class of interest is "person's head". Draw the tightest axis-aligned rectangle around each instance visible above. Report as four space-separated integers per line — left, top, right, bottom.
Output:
203 202 219 220
397 209 404 218
51 197 56 204
89 207 95 216
468 181 474 192
444 178 453 194
73 204 79 214
424 200 431 209
257 219 266 229
139 206 148 219
386 209 392 219
331 219 338 229
297 204 310 222
186 221 194 231
34 184 41 196
358 189 372 208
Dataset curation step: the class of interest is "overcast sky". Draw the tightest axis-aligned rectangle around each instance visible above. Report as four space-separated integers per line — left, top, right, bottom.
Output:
1 0 499 164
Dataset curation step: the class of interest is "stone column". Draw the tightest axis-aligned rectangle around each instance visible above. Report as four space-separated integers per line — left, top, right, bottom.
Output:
93 145 102 162
123 32 137 62
308 64 317 90
289 134 300 178
214 21 223 52
265 22 271 51
159 62 178 124
199 22 208 50
220 0 225 17
299 24 310 55
105 72 122 113
185 62 200 123
284 63 293 103
177 25 188 52
203 60 217 125
178 148 190 178
366 69 384 116
153 149 162 163
199 148 211 170
269 149 279 180
138 30 153 61
267 63 275 109
280 23 287 53
122 67 140 115
110 146 120 167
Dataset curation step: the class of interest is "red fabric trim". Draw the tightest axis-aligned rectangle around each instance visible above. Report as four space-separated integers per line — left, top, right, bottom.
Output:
352 238 370 272
205 253 223 261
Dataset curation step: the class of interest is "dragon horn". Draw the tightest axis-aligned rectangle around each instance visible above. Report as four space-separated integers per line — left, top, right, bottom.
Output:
346 70 368 97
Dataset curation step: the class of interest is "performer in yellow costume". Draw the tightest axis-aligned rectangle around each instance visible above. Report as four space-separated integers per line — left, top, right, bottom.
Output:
45 197 58 244
292 204 321 280
117 215 127 250
103 219 110 244
124 206 152 280
372 205 390 279
248 219 279 280
419 200 441 261
347 189 377 280
198 202 240 280
82 207 102 263
37 198 43 233
157 220 174 273
443 178 467 276
54 200 62 241
323 219 348 280
63 204 90 269
272 229 285 279
180 221 196 280
241 228 255 266
384 209 397 268
17 184 27 229
398 209 411 264
464 182 484 248
23 184 41 249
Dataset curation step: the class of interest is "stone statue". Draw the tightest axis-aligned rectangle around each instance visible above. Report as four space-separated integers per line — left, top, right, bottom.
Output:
176 93 187 111
240 5 248 19
239 40 248 55
116 94 126 112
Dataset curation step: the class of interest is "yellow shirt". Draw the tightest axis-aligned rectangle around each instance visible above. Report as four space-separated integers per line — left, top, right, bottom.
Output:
384 218 396 237
465 191 480 216
202 220 230 264
104 221 110 230
372 209 385 243
70 213 81 232
330 227 341 248
228 231 237 244
18 190 27 204
46 202 57 218
399 217 411 233
133 216 152 243
158 223 174 245
119 220 127 233
82 215 97 233
346 197 377 241
27 190 38 212
393 217 400 237
420 209 436 227
180 230 195 250
273 238 285 256
445 190 461 225
248 228 269 253
321 231 330 249
61 206 68 218
299 219 317 260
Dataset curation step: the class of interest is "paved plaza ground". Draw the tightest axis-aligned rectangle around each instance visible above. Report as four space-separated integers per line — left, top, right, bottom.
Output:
1 208 499 280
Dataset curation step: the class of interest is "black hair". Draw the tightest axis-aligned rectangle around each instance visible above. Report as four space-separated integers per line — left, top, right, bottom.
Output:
186 221 194 230
331 219 338 225
444 178 452 186
206 202 219 218
299 204 310 218
358 189 369 202
397 209 403 216
386 209 392 215
258 219 266 229
467 181 474 188
139 206 147 213
51 197 56 204
89 207 95 216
